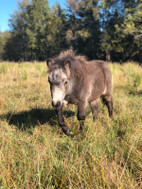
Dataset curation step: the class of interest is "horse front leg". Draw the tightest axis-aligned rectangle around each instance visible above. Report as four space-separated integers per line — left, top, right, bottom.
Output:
57 107 71 136
77 101 87 131
90 100 99 121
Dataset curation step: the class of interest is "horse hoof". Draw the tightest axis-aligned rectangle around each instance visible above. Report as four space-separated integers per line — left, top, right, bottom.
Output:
109 114 113 118
62 127 71 136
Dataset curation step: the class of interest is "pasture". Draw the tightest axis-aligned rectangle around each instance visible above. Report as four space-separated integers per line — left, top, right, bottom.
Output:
0 62 142 188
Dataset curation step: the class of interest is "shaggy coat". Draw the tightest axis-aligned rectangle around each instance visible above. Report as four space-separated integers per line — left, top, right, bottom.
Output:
46 50 113 135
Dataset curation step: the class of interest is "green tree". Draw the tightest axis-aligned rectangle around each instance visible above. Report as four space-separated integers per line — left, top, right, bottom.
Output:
3 0 67 61
4 0 30 61
99 0 125 61
0 30 11 60
123 0 142 38
112 0 142 62
26 0 50 60
2 0 142 62
0 29 2 60
122 0 142 61
46 3 68 57
4 0 50 61
66 0 101 59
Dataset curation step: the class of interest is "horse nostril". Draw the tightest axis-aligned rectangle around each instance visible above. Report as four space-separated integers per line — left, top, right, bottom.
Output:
56 101 61 108
52 101 61 109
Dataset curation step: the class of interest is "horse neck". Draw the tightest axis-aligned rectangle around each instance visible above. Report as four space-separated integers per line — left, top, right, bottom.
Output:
67 77 76 95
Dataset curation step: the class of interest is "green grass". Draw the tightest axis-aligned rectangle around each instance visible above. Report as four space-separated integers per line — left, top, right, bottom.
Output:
0 62 142 188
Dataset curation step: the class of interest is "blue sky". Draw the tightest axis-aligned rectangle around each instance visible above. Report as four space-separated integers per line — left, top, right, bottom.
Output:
0 0 66 32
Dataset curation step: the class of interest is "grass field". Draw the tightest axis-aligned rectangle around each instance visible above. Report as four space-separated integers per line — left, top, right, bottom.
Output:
0 61 142 188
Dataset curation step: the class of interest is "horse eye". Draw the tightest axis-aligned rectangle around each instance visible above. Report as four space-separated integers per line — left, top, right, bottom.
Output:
64 81 68 85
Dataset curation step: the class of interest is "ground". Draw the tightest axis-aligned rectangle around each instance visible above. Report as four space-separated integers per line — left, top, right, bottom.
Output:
0 62 142 188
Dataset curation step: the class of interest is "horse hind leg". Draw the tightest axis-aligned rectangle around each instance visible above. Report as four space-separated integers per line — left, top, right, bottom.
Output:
90 100 99 121
101 95 113 118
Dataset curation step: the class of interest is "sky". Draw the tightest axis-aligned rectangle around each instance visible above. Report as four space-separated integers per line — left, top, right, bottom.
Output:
0 0 66 32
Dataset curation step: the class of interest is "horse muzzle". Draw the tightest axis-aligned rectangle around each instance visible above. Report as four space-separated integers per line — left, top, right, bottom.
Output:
52 101 62 109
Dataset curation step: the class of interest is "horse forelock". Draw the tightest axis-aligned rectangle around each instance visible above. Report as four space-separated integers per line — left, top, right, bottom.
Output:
54 49 89 77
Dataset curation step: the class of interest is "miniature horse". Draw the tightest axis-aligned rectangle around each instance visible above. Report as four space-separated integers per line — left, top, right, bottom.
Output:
46 50 113 136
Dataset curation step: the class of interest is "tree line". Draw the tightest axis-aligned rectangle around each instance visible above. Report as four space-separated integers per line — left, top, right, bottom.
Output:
0 0 142 62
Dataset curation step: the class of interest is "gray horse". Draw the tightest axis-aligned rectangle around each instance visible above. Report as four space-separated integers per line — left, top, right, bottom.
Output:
46 50 113 136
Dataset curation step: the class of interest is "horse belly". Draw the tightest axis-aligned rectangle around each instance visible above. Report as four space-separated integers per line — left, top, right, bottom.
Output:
88 81 105 102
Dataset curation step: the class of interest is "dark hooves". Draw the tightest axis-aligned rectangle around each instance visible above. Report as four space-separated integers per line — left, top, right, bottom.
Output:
109 114 113 118
62 127 71 136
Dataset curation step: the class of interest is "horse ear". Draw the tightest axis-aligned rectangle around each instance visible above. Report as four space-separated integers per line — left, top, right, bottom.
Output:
46 58 53 69
64 59 71 76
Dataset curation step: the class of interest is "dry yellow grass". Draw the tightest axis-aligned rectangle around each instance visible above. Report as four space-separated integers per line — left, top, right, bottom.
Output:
0 61 142 188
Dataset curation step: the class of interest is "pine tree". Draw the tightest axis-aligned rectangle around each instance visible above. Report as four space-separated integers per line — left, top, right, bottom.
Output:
46 3 68 57
114 0 142 61
99 0 125 61
0 30 11 60
66 0 101 59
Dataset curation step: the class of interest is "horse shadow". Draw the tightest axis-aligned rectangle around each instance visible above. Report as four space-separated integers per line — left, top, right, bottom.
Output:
0 108 75 131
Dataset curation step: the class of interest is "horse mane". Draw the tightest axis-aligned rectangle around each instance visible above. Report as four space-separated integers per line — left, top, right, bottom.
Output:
55 49 89 77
